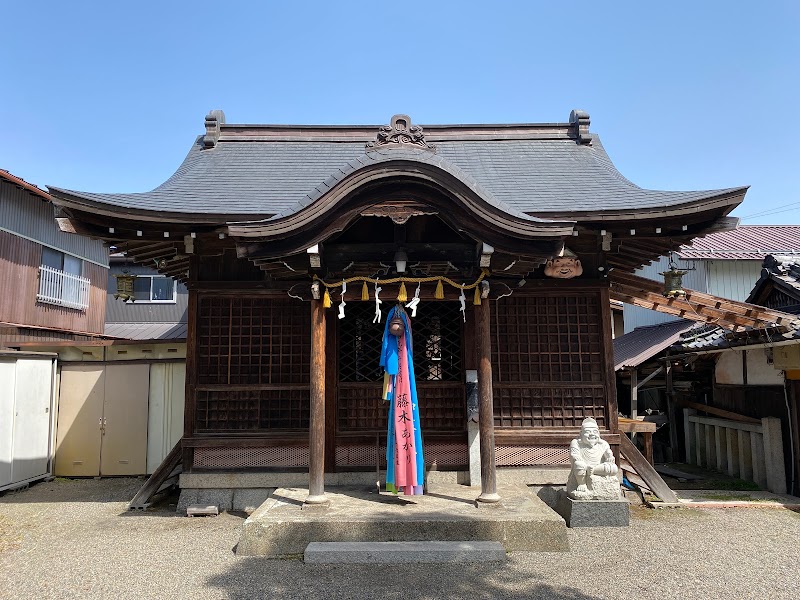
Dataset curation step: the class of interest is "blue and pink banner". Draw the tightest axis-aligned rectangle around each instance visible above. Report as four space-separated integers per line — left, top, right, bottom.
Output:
379 306 424 495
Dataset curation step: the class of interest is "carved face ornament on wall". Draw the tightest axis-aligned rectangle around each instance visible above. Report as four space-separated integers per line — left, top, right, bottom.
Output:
543 256 583 279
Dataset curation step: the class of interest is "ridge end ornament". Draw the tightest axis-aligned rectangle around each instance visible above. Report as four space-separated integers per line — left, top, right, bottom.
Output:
366 115 435 152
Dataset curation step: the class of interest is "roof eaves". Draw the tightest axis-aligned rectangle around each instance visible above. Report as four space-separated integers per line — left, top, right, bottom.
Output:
0 169 53 203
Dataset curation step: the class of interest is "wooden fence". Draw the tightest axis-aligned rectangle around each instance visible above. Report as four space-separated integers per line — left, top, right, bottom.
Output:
683 409 786 494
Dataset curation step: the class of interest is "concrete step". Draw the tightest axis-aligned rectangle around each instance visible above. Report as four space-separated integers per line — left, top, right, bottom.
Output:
237 484 570 557
304 541 506 564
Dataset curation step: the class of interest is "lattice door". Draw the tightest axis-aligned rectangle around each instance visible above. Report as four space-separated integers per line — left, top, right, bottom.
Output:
337 302 466 434
492 293 607 428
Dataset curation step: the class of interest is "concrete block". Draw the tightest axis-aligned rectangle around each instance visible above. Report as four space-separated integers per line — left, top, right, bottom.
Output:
696 423 706 467
715 427 728 473
762 417 787 494
237 485 569 556
705 425 717 469
496 467 570 486
727 429 740 478
176 488 199 514
304 541 506 564
751 433 767 489
196 489 233 512
233 488 274 514
739 430 753 482
554 490 629 527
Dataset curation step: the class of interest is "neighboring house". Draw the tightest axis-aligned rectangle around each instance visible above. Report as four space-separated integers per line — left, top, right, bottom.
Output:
613 254 800 495
25 256 188 478
105 253 188 341
1 172 187 483
623 226 800 333
0 169 108 491
0 169 109 347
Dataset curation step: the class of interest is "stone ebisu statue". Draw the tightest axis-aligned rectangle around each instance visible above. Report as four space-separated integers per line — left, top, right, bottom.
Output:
567 417 621 500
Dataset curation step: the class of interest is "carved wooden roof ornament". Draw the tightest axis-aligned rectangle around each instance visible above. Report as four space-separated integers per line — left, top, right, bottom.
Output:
361 201 438 225
366 114 435 151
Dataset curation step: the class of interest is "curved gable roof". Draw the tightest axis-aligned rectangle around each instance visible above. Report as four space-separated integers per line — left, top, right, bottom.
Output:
264 145 542 223
48 112 747 223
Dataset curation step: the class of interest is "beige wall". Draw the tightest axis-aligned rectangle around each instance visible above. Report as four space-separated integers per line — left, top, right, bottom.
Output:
715 349 784 386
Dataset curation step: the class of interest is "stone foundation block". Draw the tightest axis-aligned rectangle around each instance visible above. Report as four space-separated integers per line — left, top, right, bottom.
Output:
555 490 629 527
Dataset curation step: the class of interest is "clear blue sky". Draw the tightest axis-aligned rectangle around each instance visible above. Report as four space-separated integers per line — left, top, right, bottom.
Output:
3 1 798 224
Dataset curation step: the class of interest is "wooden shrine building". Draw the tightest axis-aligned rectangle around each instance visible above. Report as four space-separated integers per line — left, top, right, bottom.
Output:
48 110 749 503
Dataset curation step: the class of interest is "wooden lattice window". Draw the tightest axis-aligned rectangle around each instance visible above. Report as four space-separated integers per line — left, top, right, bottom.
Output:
198 297 310 386
195 297 311 432
338 302 462 383
337 302 465 433
491 293 606 428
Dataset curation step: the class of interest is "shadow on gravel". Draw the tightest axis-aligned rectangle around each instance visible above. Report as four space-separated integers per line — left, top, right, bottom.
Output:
534 485 560 509
0 477 142 504
205 557 603 600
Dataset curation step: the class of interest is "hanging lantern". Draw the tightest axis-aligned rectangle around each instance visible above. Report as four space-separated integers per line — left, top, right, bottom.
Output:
660 266 688 298
113 271 138 302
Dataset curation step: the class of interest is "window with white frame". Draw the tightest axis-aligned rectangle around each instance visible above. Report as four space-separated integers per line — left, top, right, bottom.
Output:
133 275 177 303
38 247 90 310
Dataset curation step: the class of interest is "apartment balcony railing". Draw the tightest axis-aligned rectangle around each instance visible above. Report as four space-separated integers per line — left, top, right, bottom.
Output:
37 265 90 311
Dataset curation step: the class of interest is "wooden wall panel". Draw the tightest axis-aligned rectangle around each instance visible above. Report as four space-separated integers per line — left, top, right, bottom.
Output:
0 230 107 334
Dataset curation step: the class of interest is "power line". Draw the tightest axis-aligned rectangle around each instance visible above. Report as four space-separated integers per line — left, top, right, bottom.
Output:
739 201 800 221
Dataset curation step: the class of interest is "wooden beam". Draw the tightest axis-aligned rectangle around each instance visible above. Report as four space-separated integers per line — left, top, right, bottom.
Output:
128 441 182 509
306 298 328 505
636 366 664 389
676 399 761 424
475 299 500 504
619 434 679 503
610 288 744 330
130 246 179 262
611 271 800 328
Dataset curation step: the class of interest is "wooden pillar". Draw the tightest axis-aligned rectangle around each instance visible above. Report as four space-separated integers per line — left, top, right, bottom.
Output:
599 287 619 433
181 256 199 472
306 299 328 504
476 299 500 504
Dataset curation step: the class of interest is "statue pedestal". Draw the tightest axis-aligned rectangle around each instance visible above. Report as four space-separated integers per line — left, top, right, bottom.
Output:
555 490 629 528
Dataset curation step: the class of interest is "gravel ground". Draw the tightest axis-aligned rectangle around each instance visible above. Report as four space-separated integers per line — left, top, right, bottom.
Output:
1 478 798 600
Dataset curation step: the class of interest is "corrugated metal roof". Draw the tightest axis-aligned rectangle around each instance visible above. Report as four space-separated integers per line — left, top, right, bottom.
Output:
104 322 187 341
613 319 698 371
0 169 52 202
678 226 800 260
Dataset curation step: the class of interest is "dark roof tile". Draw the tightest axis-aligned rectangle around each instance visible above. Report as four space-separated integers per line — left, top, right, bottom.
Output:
49 123 746 220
